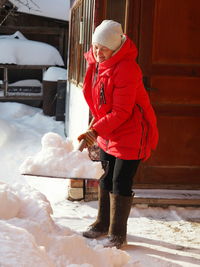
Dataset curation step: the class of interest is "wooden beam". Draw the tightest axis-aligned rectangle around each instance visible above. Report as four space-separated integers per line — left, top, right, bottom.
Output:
0 26 66 35
0 96 43 100
0 65 51 69
3 67 8 97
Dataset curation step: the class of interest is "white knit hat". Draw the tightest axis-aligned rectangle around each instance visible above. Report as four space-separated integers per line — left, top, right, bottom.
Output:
92 20 123 51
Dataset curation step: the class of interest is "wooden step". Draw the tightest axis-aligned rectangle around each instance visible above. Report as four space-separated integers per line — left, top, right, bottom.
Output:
133 189 200 206
84 188 200 206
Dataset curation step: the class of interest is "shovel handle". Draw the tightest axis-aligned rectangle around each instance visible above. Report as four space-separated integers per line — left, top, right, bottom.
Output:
88 117 95 128
77 117 95 152
78 139 87 151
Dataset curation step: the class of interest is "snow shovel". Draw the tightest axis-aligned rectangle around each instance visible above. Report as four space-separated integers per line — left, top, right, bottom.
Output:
21 160 109 180
21 118 109 181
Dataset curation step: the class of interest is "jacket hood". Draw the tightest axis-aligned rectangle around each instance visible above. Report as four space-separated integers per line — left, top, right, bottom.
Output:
84 36 138 68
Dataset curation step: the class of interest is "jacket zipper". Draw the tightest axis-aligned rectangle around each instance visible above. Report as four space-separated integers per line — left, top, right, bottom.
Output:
99 82 106 106
92 63 99 87
138 121 144 159
137 104 145 159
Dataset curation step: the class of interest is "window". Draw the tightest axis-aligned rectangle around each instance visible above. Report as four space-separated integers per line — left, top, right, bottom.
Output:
69 0 94 86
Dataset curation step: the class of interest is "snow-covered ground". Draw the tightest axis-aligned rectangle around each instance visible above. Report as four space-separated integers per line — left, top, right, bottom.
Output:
0 102 199 267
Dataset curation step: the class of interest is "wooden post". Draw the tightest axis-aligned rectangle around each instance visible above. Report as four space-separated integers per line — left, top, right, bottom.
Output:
3 67 8 97
56 80 67 121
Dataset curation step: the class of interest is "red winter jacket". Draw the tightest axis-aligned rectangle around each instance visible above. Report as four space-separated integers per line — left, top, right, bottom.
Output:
83 37 158 160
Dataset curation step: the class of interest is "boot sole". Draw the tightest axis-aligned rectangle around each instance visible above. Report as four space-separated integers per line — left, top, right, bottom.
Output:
83 231 108 239
103 239 127 249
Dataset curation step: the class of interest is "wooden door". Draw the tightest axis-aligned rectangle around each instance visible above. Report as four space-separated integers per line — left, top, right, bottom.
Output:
131 0 200 188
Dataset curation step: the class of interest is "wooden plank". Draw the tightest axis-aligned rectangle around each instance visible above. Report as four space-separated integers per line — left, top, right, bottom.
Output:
0 26 66 35
133 198 200 206
154 104 200 117
0 96 43 100
7 86 41 94
137 166 200 185
134 189 200 199
151 65 200 77
152 0 200 65
0 65 51 69
125 0 141 46
150 76 200 105
133 184 200 190
94 0 107 27
0 65 47 99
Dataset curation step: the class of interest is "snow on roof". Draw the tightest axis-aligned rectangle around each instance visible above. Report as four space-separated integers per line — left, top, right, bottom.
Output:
0 31 64 66
10 0 70 21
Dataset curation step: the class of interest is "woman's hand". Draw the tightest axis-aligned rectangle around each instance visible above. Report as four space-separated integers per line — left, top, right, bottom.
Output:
77 129 98 147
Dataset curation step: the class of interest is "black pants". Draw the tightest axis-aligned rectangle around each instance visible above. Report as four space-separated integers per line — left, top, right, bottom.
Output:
99 149 140 196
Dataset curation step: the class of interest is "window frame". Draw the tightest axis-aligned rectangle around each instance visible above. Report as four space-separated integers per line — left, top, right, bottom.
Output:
68 0 94 87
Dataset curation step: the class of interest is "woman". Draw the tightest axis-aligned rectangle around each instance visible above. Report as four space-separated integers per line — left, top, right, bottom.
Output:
78 20 158 249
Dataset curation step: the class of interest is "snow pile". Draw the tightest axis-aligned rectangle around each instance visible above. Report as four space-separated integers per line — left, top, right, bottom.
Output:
0 181 130 267
0 182 55 266
0 221 54 267
0 182 20 219
43 67 67 81
19 132 105 179
0 31 64 66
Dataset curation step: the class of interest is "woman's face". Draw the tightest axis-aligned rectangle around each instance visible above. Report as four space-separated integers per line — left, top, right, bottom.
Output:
92 43 114 63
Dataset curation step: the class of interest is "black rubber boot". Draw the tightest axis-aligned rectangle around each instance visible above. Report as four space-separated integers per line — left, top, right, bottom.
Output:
83 187 110 238
103 193 133 249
